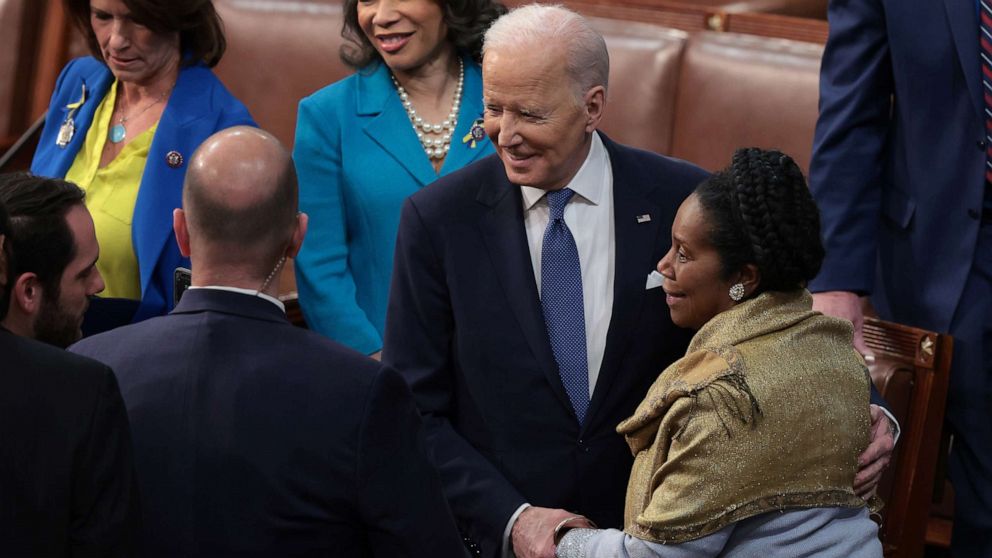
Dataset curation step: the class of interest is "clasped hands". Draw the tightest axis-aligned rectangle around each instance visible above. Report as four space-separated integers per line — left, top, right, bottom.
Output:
511 507 594 558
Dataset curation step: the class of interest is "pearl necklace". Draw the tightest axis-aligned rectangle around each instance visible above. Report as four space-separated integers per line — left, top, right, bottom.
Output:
391 59 464 160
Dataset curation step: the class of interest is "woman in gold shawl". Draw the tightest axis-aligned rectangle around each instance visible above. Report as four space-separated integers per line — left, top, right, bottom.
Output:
554 148 883 557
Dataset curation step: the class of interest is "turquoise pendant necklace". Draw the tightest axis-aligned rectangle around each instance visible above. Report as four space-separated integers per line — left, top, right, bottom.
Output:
110 85 173 144
109 122 126 143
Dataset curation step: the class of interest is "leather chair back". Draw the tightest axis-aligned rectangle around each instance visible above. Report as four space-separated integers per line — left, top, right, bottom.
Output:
590 17 688 155
214 0 351 149
0 0 25 137
669 31 822 172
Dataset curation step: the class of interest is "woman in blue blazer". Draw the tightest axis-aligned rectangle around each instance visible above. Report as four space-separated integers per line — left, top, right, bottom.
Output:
31 0 253 324
294 0 504 355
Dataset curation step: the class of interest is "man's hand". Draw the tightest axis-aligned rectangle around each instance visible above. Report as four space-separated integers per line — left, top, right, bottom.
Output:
812 291 868 355
511 507 585 558
854 404 896 498
369 350 382 361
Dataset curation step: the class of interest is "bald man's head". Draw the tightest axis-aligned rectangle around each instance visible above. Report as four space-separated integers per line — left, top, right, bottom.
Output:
182 127 299 279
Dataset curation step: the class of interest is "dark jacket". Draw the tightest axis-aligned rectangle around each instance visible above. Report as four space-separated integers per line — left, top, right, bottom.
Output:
71 288 466 557
0 328 139 556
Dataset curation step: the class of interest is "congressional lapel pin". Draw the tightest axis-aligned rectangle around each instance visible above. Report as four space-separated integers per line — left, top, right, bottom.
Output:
166 150 184 168
57 84 88 148
636 213 652 224
462 118 486 149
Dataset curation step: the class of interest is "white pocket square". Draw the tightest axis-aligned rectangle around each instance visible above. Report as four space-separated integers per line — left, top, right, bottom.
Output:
645 270 664 290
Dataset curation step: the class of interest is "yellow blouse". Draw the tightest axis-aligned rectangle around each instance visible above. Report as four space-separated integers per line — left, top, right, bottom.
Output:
66 80 156 300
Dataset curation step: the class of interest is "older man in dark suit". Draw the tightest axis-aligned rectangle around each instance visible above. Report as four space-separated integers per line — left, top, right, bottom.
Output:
0 179 138 556
71 127 467 557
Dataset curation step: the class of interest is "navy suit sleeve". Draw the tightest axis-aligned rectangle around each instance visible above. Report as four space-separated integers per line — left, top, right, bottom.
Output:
384 197 526 557
356 365 469 558
869 381 890 411
70 366 140 557
808 0 893 295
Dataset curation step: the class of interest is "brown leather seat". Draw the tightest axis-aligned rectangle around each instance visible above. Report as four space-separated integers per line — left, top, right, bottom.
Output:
213 0 350 150
669 31 822 173
590 17 688 155
0 0 26 140
724 11 828 43
715 0 826 19
0 0 49 148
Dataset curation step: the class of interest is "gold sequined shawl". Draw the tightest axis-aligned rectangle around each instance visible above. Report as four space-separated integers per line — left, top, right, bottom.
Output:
617 289 871 544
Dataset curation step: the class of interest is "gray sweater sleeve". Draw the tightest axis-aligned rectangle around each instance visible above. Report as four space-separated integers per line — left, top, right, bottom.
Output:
556 525 733 558
556 507 883 558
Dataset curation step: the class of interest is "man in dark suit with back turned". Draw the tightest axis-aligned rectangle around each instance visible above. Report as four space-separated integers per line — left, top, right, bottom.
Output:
0 175 138 556
71 127 467 557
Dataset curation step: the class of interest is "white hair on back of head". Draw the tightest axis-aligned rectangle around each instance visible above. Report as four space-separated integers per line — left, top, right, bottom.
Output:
483 3 609 102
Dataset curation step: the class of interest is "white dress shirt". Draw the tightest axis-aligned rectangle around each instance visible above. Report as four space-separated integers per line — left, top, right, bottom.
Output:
503 131 614 558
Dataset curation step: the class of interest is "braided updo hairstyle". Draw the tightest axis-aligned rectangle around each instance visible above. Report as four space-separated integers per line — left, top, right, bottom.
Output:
694 147 825 295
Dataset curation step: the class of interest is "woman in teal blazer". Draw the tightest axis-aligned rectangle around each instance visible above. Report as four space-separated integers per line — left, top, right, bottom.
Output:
31 0 253 323
293 0 504 355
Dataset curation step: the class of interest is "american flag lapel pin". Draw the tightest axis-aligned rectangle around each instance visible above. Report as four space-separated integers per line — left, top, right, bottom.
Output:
636 214 651 223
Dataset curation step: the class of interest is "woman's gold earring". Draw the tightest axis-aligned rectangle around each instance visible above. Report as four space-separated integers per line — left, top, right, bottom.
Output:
729 283 745 302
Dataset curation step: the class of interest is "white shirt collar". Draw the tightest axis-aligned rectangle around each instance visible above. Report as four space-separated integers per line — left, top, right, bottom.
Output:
520 131 608 210
187 285 286 312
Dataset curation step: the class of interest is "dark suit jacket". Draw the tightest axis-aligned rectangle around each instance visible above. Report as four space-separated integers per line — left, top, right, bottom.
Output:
0 328 138 557
71 288 467 558
383 135 708 556
809 0 986 335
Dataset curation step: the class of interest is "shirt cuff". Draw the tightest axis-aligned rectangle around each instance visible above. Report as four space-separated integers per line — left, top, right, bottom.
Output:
872 404 901 445
501 503 531 558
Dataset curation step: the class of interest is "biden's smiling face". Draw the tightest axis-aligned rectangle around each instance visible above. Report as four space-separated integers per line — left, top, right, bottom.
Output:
482 46 603 191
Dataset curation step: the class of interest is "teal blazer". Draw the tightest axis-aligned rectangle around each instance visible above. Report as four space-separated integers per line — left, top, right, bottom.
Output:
31 57 255 321
293 55 493 354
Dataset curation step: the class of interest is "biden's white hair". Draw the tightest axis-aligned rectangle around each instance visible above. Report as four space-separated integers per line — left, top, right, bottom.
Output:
482 4 609 102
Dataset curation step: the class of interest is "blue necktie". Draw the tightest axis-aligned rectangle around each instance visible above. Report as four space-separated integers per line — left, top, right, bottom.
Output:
541 188 589 425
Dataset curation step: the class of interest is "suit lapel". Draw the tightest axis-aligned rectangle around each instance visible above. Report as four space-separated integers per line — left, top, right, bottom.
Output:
585 139 664 430
359 64 440 187
477 175 573 415
944 0 983 120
